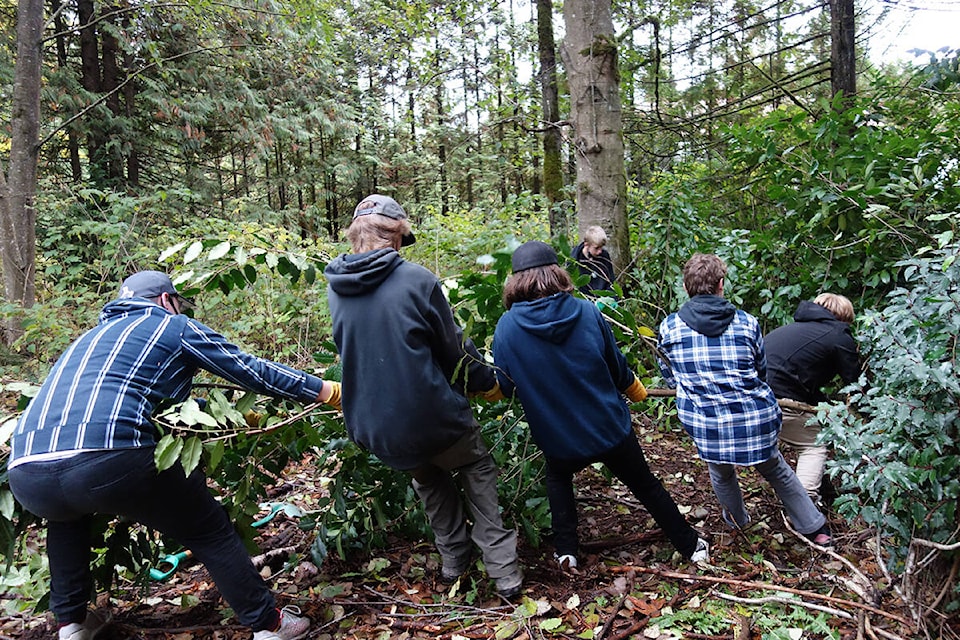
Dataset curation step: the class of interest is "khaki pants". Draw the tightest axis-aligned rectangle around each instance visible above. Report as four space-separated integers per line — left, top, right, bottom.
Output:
409 429 521 590
779 406 828 500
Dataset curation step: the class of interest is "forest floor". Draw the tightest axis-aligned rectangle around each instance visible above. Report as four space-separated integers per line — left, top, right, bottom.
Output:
1 414 949 640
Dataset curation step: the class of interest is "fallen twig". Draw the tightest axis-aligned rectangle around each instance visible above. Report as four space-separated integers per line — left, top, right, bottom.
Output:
606 564 913 628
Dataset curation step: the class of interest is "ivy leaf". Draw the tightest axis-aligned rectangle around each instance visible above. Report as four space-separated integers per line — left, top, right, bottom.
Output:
205 439 225 472
179 398 220 428
0 490 15 520
158 241 188 263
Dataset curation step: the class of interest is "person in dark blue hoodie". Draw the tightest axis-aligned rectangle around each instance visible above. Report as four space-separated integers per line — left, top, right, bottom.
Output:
492 241 708 572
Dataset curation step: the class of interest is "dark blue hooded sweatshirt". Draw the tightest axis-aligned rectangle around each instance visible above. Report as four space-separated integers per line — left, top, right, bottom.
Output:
492 292 636 460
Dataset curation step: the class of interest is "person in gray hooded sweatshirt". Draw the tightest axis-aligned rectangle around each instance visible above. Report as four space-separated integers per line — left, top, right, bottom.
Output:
324 194 522 599
657 253 832 547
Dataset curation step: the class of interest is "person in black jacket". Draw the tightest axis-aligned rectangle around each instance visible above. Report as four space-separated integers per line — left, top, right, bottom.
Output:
764 293 860 504
324 194 522 599
571 226 616 296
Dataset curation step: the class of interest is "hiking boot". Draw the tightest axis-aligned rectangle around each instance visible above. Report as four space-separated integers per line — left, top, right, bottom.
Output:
253 606 310 640
802 524 833 548
439 552 472 584
58 610 111 640
495 572 523 599
689 537 710 563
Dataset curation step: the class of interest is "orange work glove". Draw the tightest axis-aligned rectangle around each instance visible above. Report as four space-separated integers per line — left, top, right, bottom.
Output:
317 381 342 411
478 382 505 402
624 376 647 403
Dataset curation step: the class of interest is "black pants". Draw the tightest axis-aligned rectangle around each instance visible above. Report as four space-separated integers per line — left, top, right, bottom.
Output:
544 432 698 559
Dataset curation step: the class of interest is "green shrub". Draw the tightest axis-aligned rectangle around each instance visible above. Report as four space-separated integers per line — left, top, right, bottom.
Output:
820 242 960 583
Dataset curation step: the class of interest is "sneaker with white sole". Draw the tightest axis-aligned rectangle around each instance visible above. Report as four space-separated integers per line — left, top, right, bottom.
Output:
252 606 310 640
58 610 111 640
689 537 710 563
555 554 578 572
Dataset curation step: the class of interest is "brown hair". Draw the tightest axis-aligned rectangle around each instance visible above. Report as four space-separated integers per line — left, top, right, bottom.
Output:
346 213 412 253
813 293 855 323
503 264 575 309
683 253 727 296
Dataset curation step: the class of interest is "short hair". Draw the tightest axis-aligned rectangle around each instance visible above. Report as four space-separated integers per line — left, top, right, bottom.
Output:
346 212 411 253
503 264 575 309
813 293 854 322
583 226 607 247
683 253 727 296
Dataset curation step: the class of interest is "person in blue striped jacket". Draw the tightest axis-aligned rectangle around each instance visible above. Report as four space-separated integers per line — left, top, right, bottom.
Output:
8 271 340 640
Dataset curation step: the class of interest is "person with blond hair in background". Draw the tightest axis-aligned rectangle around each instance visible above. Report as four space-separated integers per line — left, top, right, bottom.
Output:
764 293 860 506
571 225 616 296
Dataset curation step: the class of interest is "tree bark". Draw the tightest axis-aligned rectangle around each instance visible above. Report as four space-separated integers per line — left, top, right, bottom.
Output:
1 0 43 344
537 0 565 240
560 0 629 276
830 0 856 105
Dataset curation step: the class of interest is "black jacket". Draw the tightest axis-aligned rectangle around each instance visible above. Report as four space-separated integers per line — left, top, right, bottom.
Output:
764 300 860 404
571 243 616 294
325 248 495 470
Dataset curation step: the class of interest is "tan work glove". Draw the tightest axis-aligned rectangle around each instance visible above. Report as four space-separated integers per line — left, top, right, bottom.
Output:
317 381 342 411
624 376 648 403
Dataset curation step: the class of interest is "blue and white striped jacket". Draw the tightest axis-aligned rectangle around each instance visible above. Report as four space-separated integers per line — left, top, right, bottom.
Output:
9 297 323 468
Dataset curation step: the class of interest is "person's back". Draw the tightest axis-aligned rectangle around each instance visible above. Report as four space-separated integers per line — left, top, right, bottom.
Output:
658 288 780 466
764 293 859 503
324 194 522 599
658 254 831 547
765 298 859 405
495 241 707 570
326 249 485 469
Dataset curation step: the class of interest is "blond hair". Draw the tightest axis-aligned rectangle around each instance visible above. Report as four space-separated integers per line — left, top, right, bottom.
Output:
583 225 607 247
813 293 854 323
346 214 411 253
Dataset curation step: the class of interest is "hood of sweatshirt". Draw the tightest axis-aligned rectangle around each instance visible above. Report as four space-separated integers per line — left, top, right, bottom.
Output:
678 294 737 337
324 248 404 297
793 299 841 324
509 292 582 344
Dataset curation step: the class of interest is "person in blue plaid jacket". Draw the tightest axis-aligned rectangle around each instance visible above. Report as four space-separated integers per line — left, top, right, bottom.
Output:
657 253 832 547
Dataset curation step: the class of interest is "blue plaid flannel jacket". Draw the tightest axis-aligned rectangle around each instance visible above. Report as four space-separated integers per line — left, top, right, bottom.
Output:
658 307 781 465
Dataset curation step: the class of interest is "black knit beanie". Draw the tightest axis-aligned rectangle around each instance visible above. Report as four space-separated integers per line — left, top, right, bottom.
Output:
511 241 558 273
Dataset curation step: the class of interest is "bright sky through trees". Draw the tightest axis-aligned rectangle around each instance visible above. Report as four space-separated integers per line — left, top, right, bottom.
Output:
865 0 960 63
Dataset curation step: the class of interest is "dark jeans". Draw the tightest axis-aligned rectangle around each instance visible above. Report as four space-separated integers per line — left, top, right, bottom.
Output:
544 433 698 558
9 448 277 630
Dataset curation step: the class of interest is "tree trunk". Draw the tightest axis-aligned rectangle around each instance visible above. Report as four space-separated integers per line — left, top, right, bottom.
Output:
1 0 43 344
537 0 565 240
560 0 629 276
830 0 856 106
